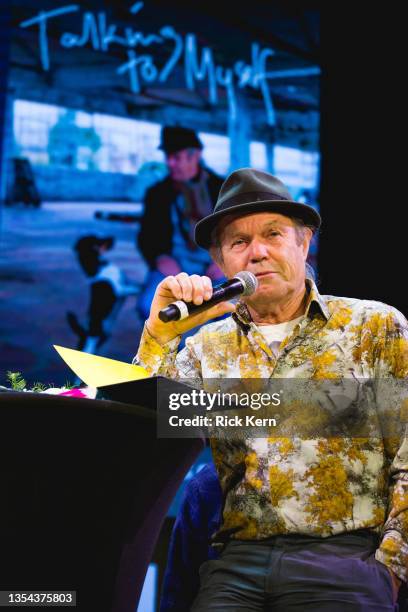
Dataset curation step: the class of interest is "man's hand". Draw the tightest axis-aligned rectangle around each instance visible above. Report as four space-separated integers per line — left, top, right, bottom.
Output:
156 255 182 276
387 568 402 603
146 273 236 345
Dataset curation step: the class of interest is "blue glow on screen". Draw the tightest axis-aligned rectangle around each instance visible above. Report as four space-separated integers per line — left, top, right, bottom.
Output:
12 99 320 204
13 99 164 174
13 100 232 177
137 563 157 612
250 141 268 171
199 131 230 175
274 144 320 201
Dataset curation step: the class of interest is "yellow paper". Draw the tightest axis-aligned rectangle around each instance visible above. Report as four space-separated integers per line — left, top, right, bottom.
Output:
54 345 149 387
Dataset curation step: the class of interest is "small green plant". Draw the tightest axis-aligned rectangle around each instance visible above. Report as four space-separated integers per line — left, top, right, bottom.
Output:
6 371 27 391
31 381 47 392
5 371 76 392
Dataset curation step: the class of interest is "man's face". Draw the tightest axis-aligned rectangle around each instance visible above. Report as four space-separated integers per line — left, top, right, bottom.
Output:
166 148 201 182
216 212 312 308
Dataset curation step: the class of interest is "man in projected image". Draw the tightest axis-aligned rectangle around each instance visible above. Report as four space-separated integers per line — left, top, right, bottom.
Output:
137 125 224 321
134 167 408 611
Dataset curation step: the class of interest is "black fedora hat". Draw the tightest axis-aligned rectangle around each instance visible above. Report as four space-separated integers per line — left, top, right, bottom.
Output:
195 168 321 249
159 126 203 154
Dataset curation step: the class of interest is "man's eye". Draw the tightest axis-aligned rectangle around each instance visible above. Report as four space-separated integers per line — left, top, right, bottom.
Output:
231 239 245 247
268 231 280 237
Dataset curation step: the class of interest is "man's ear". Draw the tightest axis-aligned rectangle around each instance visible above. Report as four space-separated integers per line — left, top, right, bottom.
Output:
302 227 313 260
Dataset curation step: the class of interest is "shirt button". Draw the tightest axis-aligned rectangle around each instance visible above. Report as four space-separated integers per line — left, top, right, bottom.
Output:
274 454 281 461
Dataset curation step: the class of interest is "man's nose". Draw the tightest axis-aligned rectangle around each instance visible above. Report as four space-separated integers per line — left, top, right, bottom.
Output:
248 239 268 261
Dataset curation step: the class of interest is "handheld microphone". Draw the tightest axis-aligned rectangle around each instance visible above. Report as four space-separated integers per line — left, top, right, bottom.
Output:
158 271 258 323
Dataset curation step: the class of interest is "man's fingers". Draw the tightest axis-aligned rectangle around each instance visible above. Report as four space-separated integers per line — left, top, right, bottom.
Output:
159 273 195 302
161 275 183 300
176 272 194 302
202 275 213 301
169 273 210 305
156 274 233 323
190 275 206 305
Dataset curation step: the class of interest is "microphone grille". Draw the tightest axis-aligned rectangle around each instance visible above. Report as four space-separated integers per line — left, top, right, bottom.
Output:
234 271 258 296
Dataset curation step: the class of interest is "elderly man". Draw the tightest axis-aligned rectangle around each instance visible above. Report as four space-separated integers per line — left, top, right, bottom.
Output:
137 125 224 321
135 168 408 611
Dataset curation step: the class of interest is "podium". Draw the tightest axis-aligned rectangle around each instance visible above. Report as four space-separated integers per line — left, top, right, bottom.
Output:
0 381 205 611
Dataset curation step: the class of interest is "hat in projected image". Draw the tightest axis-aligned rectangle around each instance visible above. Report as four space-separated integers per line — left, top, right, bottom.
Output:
195 167 321 249
159 126 203 154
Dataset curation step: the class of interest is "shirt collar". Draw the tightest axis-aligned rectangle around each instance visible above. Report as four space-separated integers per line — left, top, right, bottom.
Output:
232 277 330 333
305 278 330 320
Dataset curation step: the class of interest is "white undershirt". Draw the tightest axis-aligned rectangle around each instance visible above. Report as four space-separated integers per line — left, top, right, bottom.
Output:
257 315 304 357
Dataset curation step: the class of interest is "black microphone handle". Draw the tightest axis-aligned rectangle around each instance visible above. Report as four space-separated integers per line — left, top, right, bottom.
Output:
158 278 244 323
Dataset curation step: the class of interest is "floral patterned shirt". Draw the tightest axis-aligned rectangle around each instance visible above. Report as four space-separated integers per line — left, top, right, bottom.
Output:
134 279 408 582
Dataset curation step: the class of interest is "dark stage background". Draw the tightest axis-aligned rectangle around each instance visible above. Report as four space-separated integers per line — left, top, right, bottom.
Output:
318 9 405 316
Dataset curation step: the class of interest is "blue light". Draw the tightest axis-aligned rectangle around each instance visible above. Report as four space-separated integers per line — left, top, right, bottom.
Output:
136 563 157 612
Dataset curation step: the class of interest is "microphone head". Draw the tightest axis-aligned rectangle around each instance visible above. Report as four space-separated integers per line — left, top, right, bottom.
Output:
234 271 258 296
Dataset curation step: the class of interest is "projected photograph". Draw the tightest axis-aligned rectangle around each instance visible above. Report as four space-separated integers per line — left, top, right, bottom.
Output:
1 1 320 387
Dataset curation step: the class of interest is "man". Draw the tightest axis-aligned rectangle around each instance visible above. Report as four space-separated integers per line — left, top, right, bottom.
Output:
134 168 408 610
137 125 224 321
159 267 317 612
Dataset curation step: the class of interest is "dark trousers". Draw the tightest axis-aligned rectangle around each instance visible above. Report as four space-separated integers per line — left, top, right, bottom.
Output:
191 531 398 611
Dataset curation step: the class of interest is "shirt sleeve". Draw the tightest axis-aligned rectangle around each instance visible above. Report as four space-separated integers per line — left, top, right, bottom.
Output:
133 323 203 383
374 307 408 582
132 323 181 376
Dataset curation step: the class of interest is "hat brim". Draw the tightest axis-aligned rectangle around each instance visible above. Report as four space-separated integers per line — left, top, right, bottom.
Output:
194 200 321 249
158 144 203 154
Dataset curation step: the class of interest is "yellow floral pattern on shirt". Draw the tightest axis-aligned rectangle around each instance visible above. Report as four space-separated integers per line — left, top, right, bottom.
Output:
304 439 354 532
134 280 408 581
268 465 299 507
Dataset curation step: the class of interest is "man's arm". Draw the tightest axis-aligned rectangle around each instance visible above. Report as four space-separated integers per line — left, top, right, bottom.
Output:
375 433 408 583
133 273 235 377
374 308 408 589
